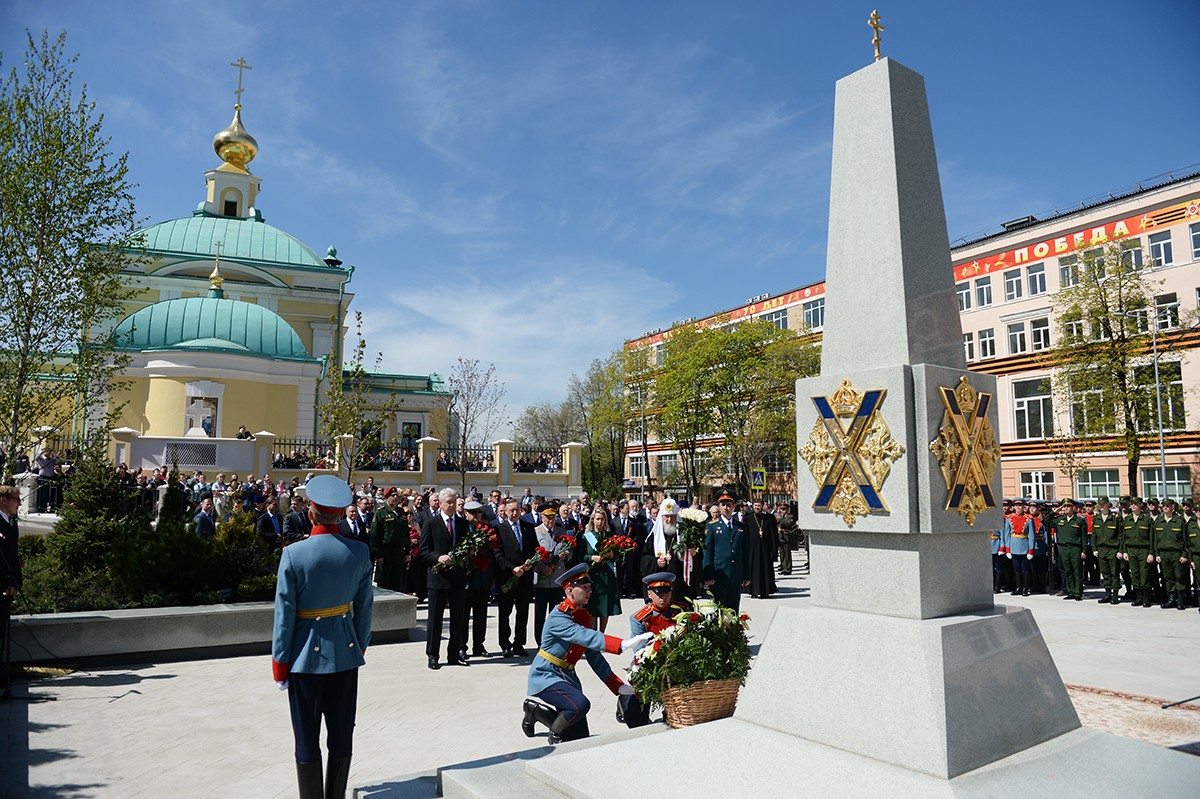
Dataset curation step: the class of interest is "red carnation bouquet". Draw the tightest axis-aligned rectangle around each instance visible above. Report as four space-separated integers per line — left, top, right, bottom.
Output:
502 545 552 592
433 522 493 573
598 534 638 560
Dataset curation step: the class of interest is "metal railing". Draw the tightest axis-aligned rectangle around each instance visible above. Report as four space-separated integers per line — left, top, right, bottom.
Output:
356 443 420 472
271 438 334 470
512 446 563 473
436 446 496 472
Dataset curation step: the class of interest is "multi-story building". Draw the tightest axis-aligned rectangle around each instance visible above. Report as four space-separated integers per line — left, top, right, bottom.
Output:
624 169 1200 504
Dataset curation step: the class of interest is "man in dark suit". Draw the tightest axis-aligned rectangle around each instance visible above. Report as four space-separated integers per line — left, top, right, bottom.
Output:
611 499 643 598
484 489 504 525
419 488 469 669
495 498 537 657
0 484 23 699
413 491 435 529
255 494 284 549
192 495 217 539
338 501 371 546
283 494 313 544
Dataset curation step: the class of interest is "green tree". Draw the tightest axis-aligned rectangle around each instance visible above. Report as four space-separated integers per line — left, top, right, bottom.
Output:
568 354 629 497
649 325 715 500
513 400 580 453
0 31 141 477
317 311 403 485
1050 238 1188 496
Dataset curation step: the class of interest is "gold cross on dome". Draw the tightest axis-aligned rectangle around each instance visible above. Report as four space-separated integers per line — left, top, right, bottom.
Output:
228 57 252 107
868 10 885 62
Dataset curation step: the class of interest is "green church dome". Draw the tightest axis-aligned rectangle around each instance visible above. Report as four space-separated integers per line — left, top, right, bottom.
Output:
112 296 316 362
134 213 328 270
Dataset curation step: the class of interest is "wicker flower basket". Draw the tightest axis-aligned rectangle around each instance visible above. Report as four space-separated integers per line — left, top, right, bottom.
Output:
660 677 742 728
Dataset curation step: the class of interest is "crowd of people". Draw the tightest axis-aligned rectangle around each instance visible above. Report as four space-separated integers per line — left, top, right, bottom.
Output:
994 495 1197 612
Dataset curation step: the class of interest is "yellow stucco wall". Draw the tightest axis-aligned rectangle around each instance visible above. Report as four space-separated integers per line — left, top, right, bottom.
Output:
110 376 299 438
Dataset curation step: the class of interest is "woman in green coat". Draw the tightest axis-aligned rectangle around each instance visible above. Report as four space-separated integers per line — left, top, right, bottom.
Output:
582 508 621 631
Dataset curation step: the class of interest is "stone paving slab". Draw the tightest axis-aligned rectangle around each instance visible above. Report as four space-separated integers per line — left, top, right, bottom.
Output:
2 567 1197 798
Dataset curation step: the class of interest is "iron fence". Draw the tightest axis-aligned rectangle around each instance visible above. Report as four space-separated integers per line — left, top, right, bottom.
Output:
436 446 496 472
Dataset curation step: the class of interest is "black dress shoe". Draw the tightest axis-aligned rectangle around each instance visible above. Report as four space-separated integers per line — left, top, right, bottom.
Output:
502 648 514 658
513 646 528 657
447 657 468 666
427 657 441 670
459 650 470 662
473 647 490 657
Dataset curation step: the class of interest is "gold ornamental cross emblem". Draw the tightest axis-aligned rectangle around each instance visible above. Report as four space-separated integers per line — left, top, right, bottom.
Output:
929 376 1001 525
798 379 905 527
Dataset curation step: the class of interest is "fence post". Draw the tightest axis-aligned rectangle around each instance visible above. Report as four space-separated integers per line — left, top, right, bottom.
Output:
111 427 139 469
254 431 276 477
563 441 583 497
494 439 514 490
417 437 439 488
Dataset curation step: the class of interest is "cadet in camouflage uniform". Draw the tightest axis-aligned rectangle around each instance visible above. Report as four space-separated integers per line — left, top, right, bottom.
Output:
1118 497 1155 608
1091 496 1122 605
1151 498 1190 610
1054 498 1088 601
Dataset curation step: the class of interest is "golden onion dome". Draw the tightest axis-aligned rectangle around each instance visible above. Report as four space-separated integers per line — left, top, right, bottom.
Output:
212 104 258 169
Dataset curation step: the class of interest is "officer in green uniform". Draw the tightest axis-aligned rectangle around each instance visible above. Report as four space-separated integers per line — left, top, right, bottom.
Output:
1151 498 1189 610
1118 496 1154 608
1184 499 1199 611
776 503 798 576
370 487 411 591
1053 498 1088 601
1091 496 1122 605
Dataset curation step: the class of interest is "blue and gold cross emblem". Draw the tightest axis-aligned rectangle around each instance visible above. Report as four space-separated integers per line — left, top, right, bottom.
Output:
799 379 905 527
930 376 1000 525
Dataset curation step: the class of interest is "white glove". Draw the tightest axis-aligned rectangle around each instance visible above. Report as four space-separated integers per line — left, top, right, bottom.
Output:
620 632 654 653
275 680 288 691
618 683 636 696
1005 552 1012 559
1026 553 1033 560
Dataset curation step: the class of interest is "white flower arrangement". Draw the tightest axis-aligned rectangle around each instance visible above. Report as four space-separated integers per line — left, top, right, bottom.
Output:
678 507 709 524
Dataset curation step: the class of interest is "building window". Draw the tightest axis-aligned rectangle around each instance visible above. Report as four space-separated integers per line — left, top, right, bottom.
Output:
651 343 664 366
978 328 995 358
762 448 790 474
1004 269 1023 302
1007 322 1027 355
629 455 645 479
1068 371 1118 437
1059 255 1079 288
956 282 971 312
1154 293 1179 330
1133 361 1185 432
802 298 825 330
1076 469 1120 502
1148 231 1173 267
400 422 422 451
1191 222 1200 260
656 453 676 476
1030 317 1051 351
1013 378 1053 440
763 309 788 331
975 276 992 308
1063 317 1085 344
1140 466 1191 501
1019 470 1056 501
1027 263 1046 296
963 332 975 361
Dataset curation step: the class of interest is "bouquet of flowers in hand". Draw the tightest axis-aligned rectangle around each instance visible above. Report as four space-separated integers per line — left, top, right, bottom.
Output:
471 522 499 571
552 534 576 563
502 545 552 592
592 534 638 572
627 598 752 710
434 524 492 573
672 507 709 555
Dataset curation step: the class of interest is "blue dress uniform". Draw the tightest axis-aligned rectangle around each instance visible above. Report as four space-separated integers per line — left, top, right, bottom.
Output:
703 500 750 612
523 563 628 744
1002 507 1034 596
272 475 373 798
620 571 685 729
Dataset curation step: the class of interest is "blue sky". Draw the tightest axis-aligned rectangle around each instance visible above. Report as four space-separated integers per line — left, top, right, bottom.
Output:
3 0 1198 421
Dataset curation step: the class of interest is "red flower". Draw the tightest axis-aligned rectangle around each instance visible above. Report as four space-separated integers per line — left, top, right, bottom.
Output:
739 614 749 622
689 613 701 622
652 639 662 652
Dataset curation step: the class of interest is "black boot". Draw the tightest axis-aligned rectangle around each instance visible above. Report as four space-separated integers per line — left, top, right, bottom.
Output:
1097 589 1110 603
522 699 556 738
296 760 323 799
1010 573 1022 596
1163 592 1177 609
993 572 1001 594
1131 589 1143 607
325 755 351 799
1176 591 1188 611
1109 589 1120 605
548 712 573 745
1021 573 1031 597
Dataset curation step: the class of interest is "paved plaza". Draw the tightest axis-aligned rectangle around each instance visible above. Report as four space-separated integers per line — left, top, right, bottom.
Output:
2 566 1198 798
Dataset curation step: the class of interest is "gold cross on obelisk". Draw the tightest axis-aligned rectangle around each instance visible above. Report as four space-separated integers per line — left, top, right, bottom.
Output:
868 10 885 62
228 57 252 107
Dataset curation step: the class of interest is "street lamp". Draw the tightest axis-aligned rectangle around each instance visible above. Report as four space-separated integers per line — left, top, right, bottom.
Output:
1118 301 1178 499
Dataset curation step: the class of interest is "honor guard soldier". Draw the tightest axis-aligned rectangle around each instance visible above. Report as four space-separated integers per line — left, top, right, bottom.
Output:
1054 498 1088 601
1151 499 1190 610
1002 499 1034 596
521 563 651 744
1118 497 1155 608
1092 497 1123 604
272 474 374 799
619 571 687 728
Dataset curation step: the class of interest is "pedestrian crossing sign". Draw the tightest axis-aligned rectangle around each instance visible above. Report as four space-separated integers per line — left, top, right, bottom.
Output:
751 468 766 490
